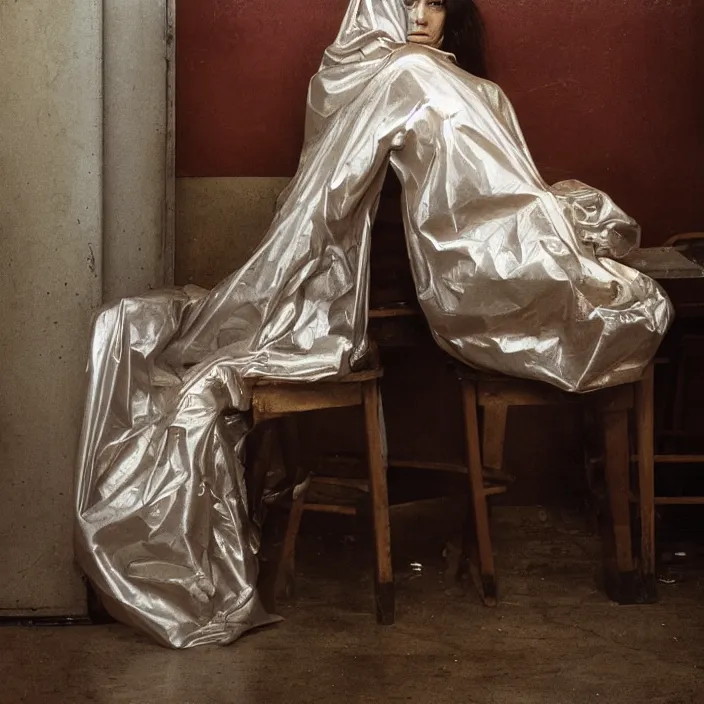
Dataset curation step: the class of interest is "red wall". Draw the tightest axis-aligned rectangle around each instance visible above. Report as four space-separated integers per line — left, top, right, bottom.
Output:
176 0 348 179
176 0 704 245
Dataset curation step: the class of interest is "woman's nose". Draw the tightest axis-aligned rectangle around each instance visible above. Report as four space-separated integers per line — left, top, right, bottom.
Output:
411 2 428 24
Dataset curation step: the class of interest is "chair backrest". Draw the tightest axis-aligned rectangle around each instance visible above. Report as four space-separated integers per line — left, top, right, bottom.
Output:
664 233 704 268
370 171 417 310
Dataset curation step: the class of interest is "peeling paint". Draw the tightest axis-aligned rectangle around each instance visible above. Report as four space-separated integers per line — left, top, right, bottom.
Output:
87 244 96 274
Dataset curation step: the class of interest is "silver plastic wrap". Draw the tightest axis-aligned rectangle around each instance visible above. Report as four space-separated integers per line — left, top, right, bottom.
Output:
75 0 672 648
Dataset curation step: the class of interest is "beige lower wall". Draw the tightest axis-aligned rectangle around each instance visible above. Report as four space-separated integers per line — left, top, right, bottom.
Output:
175 177 290 288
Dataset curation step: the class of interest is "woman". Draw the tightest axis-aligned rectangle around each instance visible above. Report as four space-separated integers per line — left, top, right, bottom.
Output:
76 0 671 648
406 0 487 78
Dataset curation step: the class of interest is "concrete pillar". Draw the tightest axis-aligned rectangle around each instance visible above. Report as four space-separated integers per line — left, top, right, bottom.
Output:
103 0 173 302
0 0 103 615
0 0 172 615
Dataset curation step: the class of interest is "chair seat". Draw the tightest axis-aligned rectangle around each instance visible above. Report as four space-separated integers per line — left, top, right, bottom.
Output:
453 363 577 405
253 367 382 389
252 368 383 423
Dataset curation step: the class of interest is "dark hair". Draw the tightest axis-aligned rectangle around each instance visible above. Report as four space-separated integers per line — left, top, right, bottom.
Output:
442 0 488 78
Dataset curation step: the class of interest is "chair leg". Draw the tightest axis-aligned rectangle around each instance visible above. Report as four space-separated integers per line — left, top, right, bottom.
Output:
247 423 276 522
482 399 512 483
274 477 309 601
603 407 637 603
461 380 497 606
362 380 395 625
636 364 657 601
274 416 308 602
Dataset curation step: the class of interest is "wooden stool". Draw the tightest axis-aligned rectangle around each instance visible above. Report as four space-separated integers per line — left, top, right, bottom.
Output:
251 368 395 625
454 365 643 606
637 354 704 600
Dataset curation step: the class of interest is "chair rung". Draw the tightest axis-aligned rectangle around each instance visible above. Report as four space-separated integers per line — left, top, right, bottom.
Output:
631 454 704 464
390 459 466 474
311 476 369 491
655 455 704 464
303 503 357 516
655 497 704 505
390 459 514 485
484 485 508 497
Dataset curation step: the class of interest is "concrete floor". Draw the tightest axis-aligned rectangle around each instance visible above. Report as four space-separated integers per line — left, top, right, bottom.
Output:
2 505 703 703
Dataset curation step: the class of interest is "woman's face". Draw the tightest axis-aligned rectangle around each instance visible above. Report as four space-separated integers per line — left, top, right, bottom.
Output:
404 0 447 50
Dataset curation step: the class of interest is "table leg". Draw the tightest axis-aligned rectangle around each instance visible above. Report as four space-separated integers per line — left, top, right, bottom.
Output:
603 407 638 603
636 364 657 602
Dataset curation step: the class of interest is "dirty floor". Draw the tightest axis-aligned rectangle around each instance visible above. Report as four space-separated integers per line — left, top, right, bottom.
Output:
2 505 703 703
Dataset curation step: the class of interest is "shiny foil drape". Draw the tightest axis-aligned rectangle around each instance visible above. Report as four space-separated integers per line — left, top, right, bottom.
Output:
75 0 672 648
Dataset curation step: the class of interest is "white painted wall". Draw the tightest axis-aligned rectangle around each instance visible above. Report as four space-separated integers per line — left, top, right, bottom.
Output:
0 0 171 615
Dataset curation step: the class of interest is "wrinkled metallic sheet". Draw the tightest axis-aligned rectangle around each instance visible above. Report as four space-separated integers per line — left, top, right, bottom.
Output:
75 0 672 648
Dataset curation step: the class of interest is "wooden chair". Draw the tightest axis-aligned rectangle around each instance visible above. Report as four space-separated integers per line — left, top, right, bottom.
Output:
632 234 704 596
366 302 647 606
251 364 395 625
454 364 646 606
